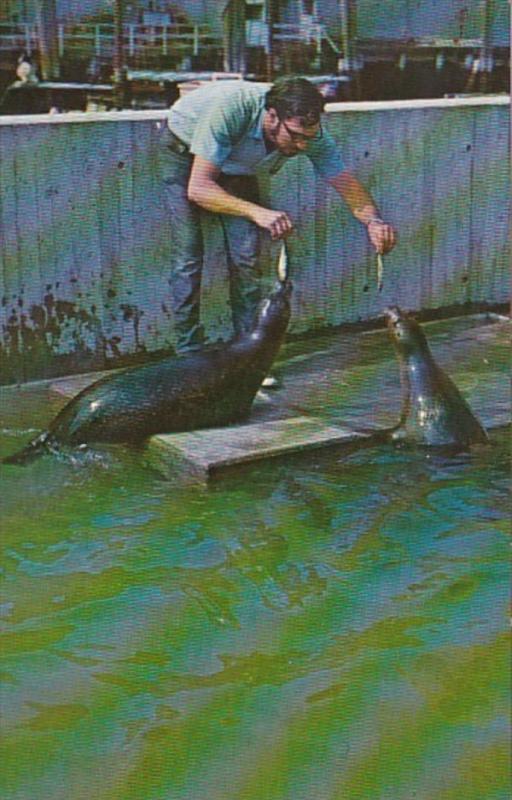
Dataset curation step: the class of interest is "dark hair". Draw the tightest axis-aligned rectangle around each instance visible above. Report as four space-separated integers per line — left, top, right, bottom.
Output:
265 76 325 125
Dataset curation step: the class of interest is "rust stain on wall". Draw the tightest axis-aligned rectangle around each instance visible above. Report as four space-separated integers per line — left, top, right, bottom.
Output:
0 285 157 385
0 290 105 384
119 304 145 352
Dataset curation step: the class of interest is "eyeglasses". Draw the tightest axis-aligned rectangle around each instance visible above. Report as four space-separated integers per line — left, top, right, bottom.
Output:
279 118 323 144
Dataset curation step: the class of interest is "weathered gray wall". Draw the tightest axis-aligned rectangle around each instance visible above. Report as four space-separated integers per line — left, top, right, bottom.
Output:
280 95 510 327
0 95 509 384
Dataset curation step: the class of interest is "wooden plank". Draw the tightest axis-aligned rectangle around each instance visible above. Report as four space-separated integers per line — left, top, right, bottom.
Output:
11 126 41 319
49 123 77 320
18 124 70 380
0 126 24 382
129 119 170 352
115 119 139 353
31 126 59 317
72 120 106 362
94 121 124 359
48 122 99 365
469 105 511 304
312 154 330 326
146 416 371 479
12 124 52 381
372 108 431 313
322 109 415 326
271 157 321 332
428 107 474 308
325 110 377 324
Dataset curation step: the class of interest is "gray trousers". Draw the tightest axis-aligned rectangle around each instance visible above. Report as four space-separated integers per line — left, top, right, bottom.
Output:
159 128 262 353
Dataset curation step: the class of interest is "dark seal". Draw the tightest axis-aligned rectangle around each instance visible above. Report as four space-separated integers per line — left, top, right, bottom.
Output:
3 279 292 465
385 305 488 448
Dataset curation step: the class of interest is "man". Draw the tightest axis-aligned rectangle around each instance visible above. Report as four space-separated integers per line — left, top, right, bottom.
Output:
15 53 38 84
159 76 396 355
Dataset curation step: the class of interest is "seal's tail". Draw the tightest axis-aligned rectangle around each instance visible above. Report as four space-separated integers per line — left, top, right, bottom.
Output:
2 432 51 466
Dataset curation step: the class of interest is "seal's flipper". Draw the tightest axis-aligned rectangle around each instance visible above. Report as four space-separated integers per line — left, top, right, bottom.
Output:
2 432 51 466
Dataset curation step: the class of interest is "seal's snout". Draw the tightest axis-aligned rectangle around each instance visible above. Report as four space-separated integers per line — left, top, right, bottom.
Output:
270 278 292 302
256 280 292 333
278 277 293 297
384 305 402 325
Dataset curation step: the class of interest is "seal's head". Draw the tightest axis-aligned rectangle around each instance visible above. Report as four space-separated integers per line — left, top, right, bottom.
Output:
252 279 292 341
384 306 430 358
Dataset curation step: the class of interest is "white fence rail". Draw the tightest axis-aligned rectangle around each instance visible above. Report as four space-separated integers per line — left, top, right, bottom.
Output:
0 21 338 60
0 22 220 60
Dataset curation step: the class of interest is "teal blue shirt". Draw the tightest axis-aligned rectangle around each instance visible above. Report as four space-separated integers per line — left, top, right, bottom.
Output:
167 80 345 178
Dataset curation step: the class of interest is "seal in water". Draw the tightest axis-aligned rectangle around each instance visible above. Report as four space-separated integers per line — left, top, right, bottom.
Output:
3 279 292 465
385 306 488 448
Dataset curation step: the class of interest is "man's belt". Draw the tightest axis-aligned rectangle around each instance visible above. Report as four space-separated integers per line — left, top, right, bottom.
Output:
163 129 259 202
165 128 191 156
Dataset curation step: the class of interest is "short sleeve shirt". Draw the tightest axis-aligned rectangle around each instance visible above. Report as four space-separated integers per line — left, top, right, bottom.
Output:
167 80 344 178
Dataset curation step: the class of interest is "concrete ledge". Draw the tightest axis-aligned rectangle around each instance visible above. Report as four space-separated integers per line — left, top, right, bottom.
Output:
0 94 507 127
325 94 510 114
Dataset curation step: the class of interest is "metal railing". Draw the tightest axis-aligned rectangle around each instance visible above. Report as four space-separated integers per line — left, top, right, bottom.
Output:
0 22 221 60
0 20 341 59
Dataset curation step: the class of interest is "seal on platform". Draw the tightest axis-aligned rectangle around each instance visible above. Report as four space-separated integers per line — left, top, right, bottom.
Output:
385 306 488 448
3 279 292 465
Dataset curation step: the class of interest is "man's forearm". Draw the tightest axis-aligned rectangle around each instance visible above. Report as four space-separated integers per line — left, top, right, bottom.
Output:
187 167 294 239
188 177 260 221
328 171 380 225
328 169 397 254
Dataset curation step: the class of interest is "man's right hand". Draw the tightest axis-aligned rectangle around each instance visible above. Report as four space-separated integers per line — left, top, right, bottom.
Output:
251 208 294 240
188 157 293 239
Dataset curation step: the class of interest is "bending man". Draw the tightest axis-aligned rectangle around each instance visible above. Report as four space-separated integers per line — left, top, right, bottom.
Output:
160 76 396 354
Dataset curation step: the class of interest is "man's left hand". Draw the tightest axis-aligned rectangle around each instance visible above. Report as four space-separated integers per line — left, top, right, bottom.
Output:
367 219 396 255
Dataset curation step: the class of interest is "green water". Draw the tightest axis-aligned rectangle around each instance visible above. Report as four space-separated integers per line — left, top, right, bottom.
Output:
0 328 510 800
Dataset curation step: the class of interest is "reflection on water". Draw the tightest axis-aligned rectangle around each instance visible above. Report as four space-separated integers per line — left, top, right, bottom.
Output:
0 405 509 800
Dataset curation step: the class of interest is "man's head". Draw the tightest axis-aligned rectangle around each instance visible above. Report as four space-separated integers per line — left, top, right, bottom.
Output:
264 77 325 156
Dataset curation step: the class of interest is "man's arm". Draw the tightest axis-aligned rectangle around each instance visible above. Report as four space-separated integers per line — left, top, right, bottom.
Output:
188 156 293 240
328 170 396 255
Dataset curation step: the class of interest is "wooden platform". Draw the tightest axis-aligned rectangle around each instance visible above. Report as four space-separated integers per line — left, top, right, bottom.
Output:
146 416 371 480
